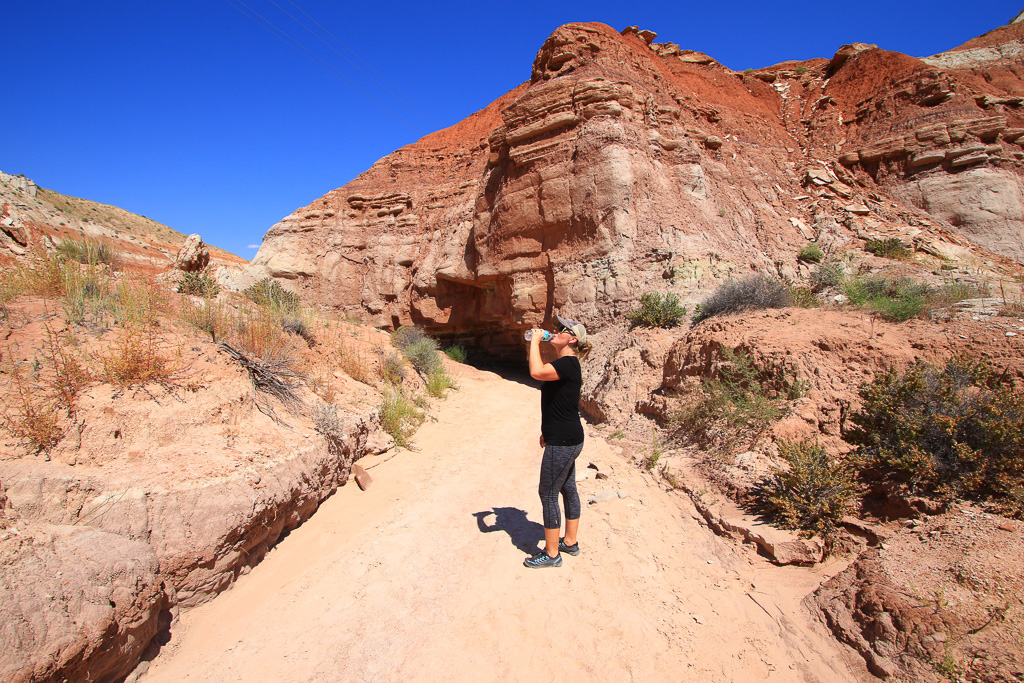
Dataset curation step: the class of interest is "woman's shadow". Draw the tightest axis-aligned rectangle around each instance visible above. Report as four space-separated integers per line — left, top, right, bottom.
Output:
472 507 544 554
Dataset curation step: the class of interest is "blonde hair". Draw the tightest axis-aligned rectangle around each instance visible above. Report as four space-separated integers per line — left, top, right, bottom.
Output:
573 338 592 361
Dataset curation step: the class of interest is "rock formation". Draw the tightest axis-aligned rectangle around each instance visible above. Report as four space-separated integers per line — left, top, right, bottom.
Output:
242 21 1024 358
172 233 211 272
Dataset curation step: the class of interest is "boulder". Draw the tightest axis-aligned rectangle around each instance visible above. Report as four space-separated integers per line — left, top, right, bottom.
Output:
172 234 210 272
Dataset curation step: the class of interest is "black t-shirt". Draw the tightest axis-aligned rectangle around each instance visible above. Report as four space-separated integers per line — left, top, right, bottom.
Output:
540 356 584 446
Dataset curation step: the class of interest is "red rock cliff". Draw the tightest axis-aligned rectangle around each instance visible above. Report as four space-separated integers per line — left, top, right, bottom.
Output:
241 21 1024 354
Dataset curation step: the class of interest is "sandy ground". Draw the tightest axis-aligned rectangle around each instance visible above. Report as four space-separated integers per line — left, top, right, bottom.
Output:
141 364 868 682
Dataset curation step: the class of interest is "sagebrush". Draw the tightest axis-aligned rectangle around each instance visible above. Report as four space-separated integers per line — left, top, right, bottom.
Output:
692 274 791 323
845 356 1024 517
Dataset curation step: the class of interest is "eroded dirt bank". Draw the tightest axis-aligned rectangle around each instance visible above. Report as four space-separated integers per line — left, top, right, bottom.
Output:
140 364 867 682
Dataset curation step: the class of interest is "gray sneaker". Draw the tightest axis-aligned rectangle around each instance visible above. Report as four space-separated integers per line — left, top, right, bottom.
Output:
524 551 562 568
559 539 580 556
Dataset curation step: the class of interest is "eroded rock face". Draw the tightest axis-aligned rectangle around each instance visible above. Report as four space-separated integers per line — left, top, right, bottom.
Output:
243 21 1024 358
811 509 1024 682
0 522 168 683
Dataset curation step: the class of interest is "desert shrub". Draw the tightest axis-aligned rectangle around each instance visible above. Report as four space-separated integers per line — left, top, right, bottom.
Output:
845 356 1024 517
57 238 116 266
926 281 989 310
672 348 804 450
628 292 688 328
641 429 664 470
243 278 300 310
425 366 457 398
797 244 824 263
101 323 176 387
391 327 441 375
381 352 406 385
390 326 429 351
864 237 910 260
444 345 467 363
219 342 306 422
0 269 15 320
60 263 106 325
809 261 844 292
0 365 63 452
692 274 792 323
312 401 344 438
21 249 71 297
403 337 441 375
0 341 72 453
177 271 220 298
379 388 425 448
759 440 856 538
41 325 90 409
842 276 982 322
1000 300 1024 317
334 340 373 385
788 286 819 308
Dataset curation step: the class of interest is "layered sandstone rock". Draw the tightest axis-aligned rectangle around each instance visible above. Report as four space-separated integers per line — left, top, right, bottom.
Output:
242 21 1024 360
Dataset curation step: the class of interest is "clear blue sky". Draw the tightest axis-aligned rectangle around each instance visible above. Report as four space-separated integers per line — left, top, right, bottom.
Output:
4 1 1021 258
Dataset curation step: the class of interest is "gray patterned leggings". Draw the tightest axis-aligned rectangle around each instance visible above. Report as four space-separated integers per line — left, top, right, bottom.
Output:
539 442 584 529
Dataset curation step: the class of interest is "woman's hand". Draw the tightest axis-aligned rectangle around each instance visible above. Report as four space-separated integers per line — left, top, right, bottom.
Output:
530 328 544 345
539 434 546 448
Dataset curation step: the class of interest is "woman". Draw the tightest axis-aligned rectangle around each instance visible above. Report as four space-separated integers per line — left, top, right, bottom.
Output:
525 315 591 568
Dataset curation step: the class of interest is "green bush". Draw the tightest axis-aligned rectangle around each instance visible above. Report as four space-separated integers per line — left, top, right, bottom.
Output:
842 276 983 322
692 274 792 323
402 337 441 375
443 345 467 363
177 271 220 298
864 237 911 260
425 366 457 398
671 348 804 450
243 278 300 310
391 326 443 376
759 440 856 538
628 292 687 328
378 388 425 449
797 244 824 263
845 356 1024 517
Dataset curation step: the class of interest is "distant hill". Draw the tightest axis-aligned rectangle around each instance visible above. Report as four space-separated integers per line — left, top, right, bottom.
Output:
1 170 246 269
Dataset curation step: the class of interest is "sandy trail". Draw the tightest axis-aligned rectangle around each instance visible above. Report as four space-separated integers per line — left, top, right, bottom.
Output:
142 365 866 682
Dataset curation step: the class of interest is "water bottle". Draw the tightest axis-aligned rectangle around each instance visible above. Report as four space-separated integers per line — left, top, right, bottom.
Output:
524 329 553 342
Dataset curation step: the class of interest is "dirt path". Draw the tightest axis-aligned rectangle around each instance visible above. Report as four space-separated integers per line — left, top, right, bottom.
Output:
141 365 867 682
